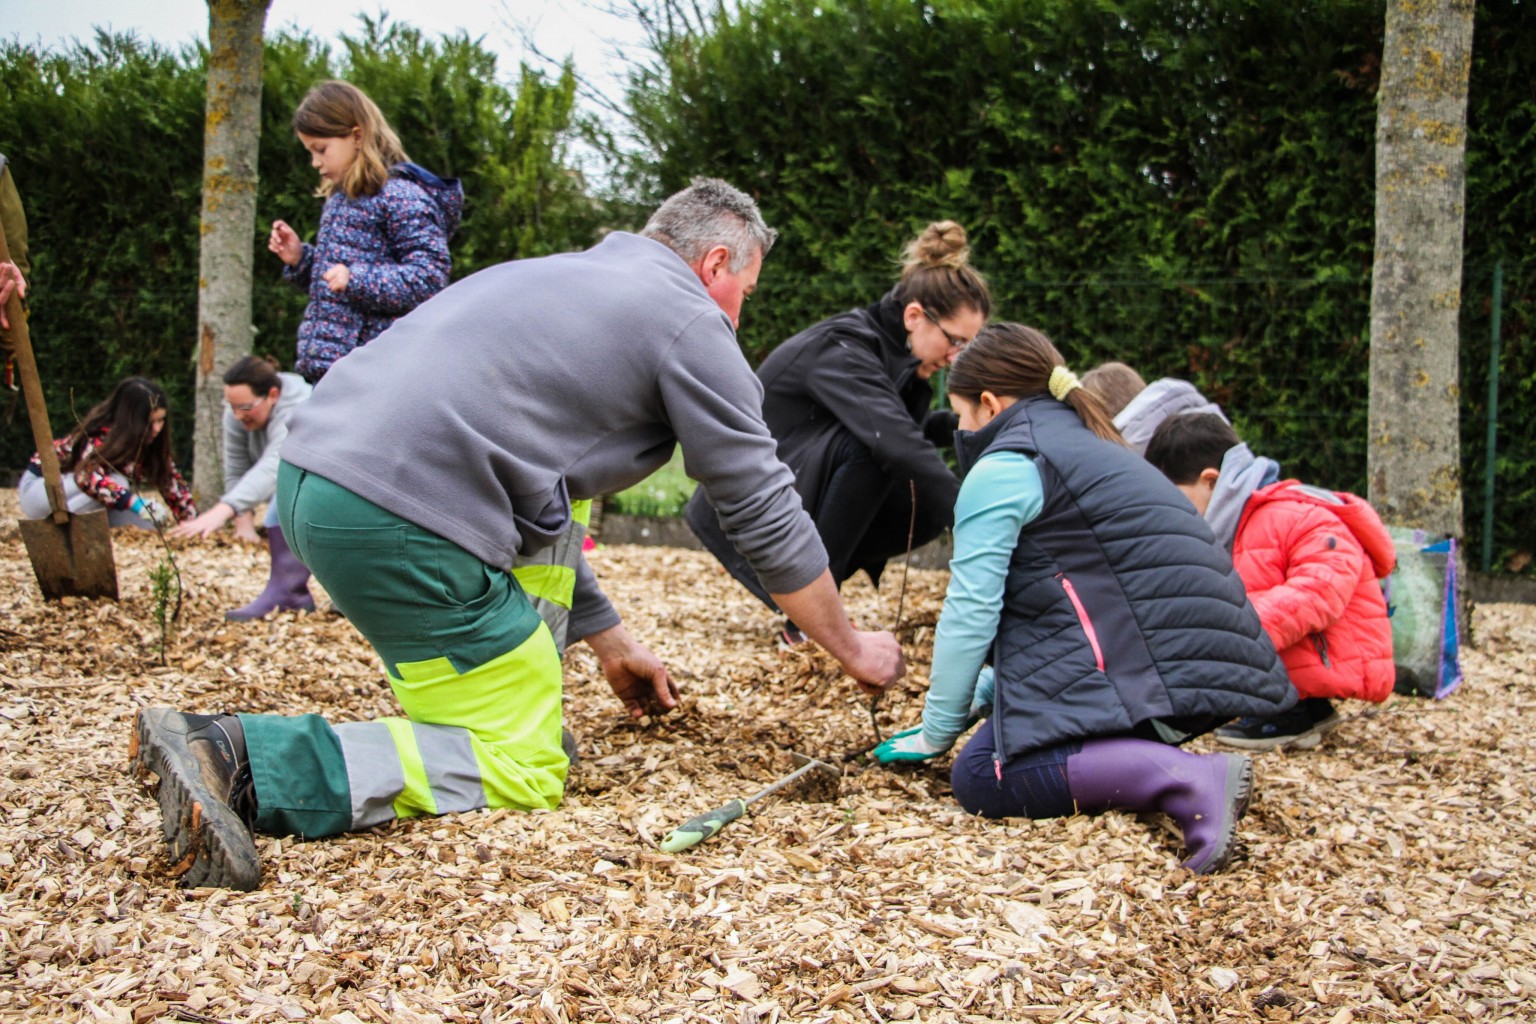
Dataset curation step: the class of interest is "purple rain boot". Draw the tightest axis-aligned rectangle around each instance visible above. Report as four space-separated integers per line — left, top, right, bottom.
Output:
226 526 316 621
1066 738 1253 874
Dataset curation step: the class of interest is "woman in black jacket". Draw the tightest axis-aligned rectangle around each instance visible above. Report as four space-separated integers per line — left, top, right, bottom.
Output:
686 221 991 643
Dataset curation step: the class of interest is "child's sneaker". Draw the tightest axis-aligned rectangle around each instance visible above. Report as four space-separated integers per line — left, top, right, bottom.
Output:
1215 698 1339 751
1301 697 1343 736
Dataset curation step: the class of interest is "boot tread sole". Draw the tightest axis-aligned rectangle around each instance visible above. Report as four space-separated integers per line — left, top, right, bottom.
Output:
131 708 261 891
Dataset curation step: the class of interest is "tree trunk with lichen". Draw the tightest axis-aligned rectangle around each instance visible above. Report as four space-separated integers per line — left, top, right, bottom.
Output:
1368 0 1474 537
193 0 271 505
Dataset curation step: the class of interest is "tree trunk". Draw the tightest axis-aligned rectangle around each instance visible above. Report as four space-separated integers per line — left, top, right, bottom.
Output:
193 0 271 505
1367 0 1475 537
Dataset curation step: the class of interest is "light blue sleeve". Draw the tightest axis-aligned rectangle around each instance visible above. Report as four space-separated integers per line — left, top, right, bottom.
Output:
919 451 1043 748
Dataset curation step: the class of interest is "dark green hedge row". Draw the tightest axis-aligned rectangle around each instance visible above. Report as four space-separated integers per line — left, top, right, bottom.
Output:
629 0 1533 568
3 2 1531 567
0 20 613 485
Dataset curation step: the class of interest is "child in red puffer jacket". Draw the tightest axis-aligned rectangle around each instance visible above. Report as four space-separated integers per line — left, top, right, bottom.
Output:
1146 413 1396 750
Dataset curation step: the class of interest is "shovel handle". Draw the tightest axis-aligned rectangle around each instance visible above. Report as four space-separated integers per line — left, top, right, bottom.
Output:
659 798 748 853
0 219 67 523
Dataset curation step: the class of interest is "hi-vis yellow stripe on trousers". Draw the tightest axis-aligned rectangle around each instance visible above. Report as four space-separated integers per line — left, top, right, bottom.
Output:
257 463 568 838
512 499 592 653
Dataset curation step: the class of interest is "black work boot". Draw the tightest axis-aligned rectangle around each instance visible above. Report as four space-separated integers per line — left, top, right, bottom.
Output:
131 708 261 890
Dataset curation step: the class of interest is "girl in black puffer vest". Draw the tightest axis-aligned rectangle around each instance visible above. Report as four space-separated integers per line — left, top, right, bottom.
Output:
875 324 1294 874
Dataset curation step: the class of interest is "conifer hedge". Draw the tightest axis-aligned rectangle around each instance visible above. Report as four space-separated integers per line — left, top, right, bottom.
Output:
630 0 1533 567
0 21 607 490
2 2 1531 566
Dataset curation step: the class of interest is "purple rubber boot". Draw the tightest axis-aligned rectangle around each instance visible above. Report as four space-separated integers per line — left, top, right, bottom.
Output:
226 526 316 621
1066 738 1253 873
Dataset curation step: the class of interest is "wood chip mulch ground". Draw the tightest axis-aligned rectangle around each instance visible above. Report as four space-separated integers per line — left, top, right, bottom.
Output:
1 491 1533 1024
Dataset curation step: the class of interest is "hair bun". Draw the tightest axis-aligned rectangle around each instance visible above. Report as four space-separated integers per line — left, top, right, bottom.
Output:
904 220 971 271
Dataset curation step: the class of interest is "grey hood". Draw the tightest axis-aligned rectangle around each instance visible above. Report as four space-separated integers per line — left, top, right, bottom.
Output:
1204 442 1282 551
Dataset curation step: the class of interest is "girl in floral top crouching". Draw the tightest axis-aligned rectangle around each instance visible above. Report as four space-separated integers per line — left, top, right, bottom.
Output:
19 376 195 529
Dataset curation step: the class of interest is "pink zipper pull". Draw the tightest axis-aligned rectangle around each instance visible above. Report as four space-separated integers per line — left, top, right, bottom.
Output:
1058 574 1106 672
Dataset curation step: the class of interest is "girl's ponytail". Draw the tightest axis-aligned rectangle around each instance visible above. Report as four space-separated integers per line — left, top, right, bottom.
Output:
948 323 1128 447
1063 386 1124 445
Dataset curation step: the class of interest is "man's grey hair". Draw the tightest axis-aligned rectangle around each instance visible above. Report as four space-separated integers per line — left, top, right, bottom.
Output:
641 177 777 272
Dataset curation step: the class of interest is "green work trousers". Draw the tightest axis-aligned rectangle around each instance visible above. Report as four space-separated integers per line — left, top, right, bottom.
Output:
252 462 566 839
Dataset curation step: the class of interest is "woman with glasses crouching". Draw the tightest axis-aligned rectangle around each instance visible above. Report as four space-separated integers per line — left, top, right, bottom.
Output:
685 220 990 645
171 356 315 620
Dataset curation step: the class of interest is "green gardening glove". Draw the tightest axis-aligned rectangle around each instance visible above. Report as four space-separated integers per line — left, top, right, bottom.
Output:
873 726 951 764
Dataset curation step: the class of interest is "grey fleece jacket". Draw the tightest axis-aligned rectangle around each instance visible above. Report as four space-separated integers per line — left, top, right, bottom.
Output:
221 372 313 514
280 231 826 640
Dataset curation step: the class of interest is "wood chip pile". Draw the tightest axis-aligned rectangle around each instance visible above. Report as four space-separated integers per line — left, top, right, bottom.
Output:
2 493 1533 1024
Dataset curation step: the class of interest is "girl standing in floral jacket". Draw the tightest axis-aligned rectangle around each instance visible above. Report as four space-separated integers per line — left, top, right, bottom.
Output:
269 80 463 383
19 376 195 529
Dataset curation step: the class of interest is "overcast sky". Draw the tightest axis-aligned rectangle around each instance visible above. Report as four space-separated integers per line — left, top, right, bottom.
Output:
5 0 650 107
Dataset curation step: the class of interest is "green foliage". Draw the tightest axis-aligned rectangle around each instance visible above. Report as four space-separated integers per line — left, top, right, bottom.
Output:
0 21 609 481
625 0 1533 564
1 32 206 451
148 551 182 667
1460 0 1536 571
4 3 1532 564
629 0 1384 449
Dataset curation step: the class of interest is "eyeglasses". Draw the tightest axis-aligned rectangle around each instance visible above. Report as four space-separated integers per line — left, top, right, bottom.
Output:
226 394 271 414
923 308 972 350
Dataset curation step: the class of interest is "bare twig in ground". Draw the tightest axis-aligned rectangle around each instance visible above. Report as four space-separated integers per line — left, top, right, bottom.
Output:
852 479 920 759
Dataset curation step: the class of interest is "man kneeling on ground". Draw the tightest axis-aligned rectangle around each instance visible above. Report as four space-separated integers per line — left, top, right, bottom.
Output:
132 178 905 890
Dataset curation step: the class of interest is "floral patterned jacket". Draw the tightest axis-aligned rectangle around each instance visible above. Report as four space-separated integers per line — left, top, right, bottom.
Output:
28 427 197 521
286 163 463 381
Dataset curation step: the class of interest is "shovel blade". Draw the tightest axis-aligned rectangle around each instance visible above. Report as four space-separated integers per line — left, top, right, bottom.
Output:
19 510 120 601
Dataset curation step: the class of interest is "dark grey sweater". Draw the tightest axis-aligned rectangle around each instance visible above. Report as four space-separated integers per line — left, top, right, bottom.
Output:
282 232 827 638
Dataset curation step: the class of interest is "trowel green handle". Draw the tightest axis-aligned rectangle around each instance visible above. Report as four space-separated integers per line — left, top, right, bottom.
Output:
660 798 748 852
